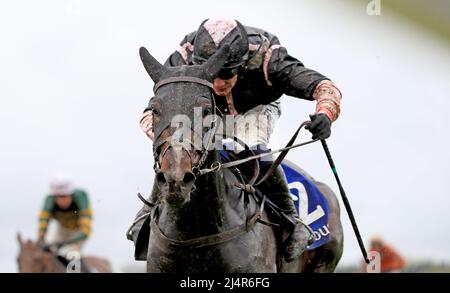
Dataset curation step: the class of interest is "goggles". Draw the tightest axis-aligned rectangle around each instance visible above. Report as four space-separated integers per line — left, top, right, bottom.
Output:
192 51 248 80
216 66 240 80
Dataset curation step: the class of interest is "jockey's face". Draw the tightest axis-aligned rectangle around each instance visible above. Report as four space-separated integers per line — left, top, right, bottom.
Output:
213 74 238 97
371 240 383 250
54 195 73 209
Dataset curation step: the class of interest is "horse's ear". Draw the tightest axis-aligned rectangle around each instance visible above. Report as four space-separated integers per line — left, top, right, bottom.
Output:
202 44 230 80
139 46 166 83
17 233 23 247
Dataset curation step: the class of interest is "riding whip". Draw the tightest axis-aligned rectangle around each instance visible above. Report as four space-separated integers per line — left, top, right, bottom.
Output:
320 139 370 264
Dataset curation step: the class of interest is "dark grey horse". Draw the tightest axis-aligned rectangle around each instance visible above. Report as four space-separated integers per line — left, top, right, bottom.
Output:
139 45 343 272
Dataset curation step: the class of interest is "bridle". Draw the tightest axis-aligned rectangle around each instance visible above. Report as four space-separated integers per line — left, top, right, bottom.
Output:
150 76 219 177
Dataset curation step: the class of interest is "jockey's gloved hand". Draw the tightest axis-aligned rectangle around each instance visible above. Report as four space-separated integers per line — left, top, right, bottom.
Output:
306 113 331 140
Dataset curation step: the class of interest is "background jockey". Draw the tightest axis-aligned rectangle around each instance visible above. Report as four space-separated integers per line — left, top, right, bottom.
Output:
363 235 407 273
38 174 92 270
128 18 342 262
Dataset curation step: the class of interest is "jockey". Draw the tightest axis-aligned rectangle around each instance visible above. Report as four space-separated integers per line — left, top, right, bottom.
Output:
38 175 93 270
366 235 406 273
128 18 342 262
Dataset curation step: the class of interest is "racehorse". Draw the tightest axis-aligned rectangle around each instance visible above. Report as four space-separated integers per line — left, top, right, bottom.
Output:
139 44 343 272
17 233 112 273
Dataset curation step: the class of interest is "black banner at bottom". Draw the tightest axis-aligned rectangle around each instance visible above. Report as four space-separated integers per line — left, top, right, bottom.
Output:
1 273 449 292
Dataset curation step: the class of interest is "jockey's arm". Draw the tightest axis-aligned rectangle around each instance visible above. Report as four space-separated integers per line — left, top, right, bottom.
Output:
266 40 342 123
38 195 54 242
63 231 88 245
70 190 92 243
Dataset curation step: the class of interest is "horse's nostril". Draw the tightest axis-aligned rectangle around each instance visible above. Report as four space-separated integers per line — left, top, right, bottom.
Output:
182 172 196 185
156 172 167 184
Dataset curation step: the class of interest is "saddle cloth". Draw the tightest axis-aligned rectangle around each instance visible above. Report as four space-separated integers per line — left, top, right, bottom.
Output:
281 160 331 250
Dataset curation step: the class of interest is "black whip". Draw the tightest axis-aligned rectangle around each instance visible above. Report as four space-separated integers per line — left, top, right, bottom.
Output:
320 139 370 264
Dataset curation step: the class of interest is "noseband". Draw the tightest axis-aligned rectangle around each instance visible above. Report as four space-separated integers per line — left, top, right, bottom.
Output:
151 76 218 176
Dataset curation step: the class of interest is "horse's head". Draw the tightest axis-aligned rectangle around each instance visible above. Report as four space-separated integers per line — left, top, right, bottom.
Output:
17 233 51 273
140 45 229 207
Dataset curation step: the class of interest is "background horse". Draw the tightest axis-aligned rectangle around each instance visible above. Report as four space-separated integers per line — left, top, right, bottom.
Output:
17 233 112 273
139 44 342 272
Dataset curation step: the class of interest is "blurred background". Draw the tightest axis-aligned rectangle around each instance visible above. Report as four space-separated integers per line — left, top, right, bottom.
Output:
1 0 449 272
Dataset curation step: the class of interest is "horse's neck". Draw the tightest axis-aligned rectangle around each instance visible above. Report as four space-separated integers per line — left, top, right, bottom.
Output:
20 247 65 273
44 252 66 273
159 151 230 238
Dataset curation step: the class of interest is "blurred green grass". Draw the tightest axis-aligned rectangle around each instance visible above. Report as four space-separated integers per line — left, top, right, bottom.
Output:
336 260 450 273
374 0 450 41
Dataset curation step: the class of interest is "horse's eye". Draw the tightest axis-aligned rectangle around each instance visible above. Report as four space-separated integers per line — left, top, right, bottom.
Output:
203 107 212 116
152 108 160 116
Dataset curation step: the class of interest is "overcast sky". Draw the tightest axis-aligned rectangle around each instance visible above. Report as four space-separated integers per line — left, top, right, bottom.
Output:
1 0 449 272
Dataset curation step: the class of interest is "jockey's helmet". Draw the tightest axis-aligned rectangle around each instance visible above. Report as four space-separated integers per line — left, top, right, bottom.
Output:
192 18 249 72
370 234 384 245
49 174 75 196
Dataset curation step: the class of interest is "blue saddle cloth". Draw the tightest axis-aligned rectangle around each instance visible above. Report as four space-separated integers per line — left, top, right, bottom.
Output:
281 160 331 250
219 150 331 250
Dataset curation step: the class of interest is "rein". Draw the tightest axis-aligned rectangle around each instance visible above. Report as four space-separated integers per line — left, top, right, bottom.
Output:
196 121 316 181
